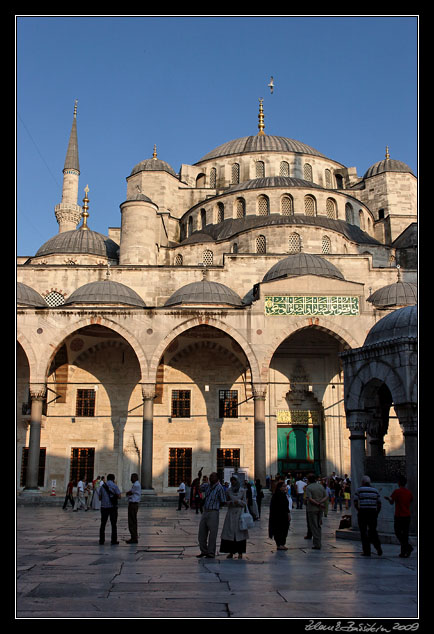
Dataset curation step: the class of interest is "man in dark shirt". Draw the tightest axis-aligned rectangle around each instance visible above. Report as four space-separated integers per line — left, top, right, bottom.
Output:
385 475 414 557
353 475 382 557
197 472 226 558
98 473 121 545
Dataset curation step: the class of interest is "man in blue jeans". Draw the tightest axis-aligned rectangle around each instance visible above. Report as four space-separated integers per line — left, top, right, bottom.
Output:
98 473 121 545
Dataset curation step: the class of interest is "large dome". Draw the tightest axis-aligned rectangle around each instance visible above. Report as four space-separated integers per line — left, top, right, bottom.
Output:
35 229 119 260
196 135 330 164
165 280 243 307
367 281 417 308
364 305 417 347
263 253 344 283
65 280 145 307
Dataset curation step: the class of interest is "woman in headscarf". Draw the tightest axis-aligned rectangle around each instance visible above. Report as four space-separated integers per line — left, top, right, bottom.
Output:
220 476 249 559
268 480 291 550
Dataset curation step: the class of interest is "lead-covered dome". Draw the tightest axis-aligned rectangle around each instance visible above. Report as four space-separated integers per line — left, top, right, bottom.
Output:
35 229 119 260
363 158 414 179
17 282 46 307
263 253 344 283
165 280 243 307
64 280 145 307
367 281 417 308
364 305 417 347
130 157 176 177
196 135 329 164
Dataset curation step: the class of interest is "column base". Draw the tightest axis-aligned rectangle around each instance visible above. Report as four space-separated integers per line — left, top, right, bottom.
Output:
141 489 156 496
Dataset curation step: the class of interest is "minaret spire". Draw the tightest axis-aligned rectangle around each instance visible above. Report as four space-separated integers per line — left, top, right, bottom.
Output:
55 100 83 233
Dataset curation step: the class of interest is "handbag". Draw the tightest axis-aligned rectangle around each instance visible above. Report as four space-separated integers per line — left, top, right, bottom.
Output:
239 511 254 531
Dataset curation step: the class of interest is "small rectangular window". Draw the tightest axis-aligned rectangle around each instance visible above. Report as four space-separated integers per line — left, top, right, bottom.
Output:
219 390 238 418
171 390 191 418
76 389 96 417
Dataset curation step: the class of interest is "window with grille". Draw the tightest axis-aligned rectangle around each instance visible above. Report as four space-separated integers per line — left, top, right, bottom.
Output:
289 233 301 253
304 196 316 216
256 161 265 178
168 448 192 487
231 163 240 184
236 198 245 218
256 235 266 254
45 291 65 307
219 390 238 418
203 250 213 266
217 203 224 224
217 448 240 483
322 235 331 254
76 389 96 417
258 195 269 216
171 390 191 418
304 163 313 181
325 169 332 188
326 198 336 219
70 447 95 483
20 447 46 487
345 203 354 224
175 254 183 266
200 209 206 229
280 161 290 176
281 195 293 216
210 168 216 188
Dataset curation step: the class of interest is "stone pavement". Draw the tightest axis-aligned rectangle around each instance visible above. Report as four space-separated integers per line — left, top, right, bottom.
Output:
16 501 418 620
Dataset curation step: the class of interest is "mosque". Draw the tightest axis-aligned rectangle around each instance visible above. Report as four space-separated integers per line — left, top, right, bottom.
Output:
16 99 417 511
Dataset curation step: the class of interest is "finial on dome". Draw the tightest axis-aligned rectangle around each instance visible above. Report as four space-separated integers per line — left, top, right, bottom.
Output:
396 264 401 282
153 144 157 159
257 98 265 136
80 185 90 230
385 146 390 160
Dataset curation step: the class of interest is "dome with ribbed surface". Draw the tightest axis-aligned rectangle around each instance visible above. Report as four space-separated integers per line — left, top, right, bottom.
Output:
196 135 329 164
35 229 119 260
165 280 243 307
367 281 417 308
130 157 176 177
65 280 145 307
363 158 414 179
364 305 417 346
17 282 46 307
263 253 344 283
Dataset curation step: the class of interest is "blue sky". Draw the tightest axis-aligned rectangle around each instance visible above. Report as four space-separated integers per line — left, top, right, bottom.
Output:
16 15 418 257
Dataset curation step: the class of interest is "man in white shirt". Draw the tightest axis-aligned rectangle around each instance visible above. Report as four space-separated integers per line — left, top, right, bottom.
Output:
73 476 87 511
125 473 141 544
177 481 189 510
296 478 307 509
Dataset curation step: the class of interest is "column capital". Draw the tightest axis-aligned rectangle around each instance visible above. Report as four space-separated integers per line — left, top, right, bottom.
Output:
141 384 157 401
345 410 368 433
252 383 267 400
29 383 47 400
395 403 418 435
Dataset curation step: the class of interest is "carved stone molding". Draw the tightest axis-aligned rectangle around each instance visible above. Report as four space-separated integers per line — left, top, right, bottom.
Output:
345 410 368 432
29 384 47 400
141 384 157 401
252 384 267 399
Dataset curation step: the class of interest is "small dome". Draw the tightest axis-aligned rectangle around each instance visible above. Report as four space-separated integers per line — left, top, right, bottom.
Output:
364 305 417 347
165 280 243 307
35 229 119 260
130 157 176 177
64 280 145 307
263 253 344 283
17 282 46 307
367 281 417 308
181 232 215 245
196 135 329 163
363 158 414 179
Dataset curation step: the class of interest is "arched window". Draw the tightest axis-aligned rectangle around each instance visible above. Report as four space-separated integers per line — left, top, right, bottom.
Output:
325 169 332 188
200 208 207 229
258 195 269 216
188 216 193 236
304 163 313 181
45 291 65 307
210 167 216 188
281 195 293 216
231 163 240 184
359 210 365 230
304 195 316 216
256 161 265 178
280 161 290 176
236 197 246 218
256 235 266 254
288 233 301 253
203 250 213 266
232 243 238 254
345 203 354 224
216 202 224 224
175 254 183 266
321 235 331 254
326 198 337 219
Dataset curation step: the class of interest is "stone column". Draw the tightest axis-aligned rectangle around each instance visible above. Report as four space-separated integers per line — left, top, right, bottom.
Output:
24 384 47 491
396 403 418 534
346 412 367 528
253 384 267 485
141 384 156 492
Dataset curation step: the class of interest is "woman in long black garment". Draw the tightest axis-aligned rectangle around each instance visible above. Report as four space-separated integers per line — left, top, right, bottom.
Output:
269 480 291 550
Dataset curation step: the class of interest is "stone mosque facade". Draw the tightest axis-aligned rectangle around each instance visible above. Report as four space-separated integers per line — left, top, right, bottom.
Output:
16 100 417 503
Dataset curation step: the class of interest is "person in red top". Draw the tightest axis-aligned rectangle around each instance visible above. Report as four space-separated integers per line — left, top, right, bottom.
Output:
385 475 414 558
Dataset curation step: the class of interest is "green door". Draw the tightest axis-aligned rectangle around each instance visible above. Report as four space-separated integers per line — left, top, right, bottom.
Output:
277 426 320 475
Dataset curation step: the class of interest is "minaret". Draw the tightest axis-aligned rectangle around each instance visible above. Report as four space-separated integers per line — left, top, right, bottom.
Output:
54 100 83 233
257 98 265 136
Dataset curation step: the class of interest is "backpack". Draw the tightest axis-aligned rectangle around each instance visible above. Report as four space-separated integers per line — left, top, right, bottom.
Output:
103 482 118 507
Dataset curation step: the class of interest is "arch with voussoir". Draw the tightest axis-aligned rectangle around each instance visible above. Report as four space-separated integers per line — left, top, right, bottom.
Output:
147 316 262 385
344 358 409 414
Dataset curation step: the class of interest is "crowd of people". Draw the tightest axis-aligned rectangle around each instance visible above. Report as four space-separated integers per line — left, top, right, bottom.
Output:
62 468 414 559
